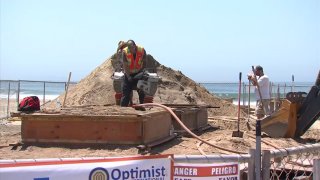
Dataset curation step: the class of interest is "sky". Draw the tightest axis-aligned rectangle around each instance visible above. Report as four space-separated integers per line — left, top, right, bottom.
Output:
1 0 319 83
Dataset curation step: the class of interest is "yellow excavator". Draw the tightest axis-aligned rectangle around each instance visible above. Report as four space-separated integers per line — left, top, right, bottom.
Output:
261 70 320 138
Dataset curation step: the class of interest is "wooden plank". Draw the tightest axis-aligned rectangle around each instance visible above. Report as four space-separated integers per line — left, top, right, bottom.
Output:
143 112 171 144
21 110 172 145
171 106 208 132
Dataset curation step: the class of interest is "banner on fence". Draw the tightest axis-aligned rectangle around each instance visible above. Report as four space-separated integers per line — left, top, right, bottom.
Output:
0 154 173 180
174 162 239 180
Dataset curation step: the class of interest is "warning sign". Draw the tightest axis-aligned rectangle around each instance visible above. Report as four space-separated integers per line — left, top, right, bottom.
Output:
174 162 239 180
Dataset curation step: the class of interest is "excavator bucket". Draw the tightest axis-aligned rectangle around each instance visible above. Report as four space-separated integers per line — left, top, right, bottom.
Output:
261 99 299 138
261 70 320 138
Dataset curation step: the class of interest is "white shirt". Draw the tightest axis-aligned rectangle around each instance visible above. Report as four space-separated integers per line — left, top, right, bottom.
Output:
255 75 271 100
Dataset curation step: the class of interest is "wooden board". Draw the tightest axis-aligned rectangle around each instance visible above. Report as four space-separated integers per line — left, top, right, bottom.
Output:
19 108 172 145
166 105 208 132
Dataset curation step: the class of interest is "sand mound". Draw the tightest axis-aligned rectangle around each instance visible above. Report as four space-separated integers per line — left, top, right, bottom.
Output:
49 53 238 116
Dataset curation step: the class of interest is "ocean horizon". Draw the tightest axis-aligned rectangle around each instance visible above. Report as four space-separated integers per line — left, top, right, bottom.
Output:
0 80 314 102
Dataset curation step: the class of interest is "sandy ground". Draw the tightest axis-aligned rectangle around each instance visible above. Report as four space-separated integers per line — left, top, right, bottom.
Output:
0 116 319 160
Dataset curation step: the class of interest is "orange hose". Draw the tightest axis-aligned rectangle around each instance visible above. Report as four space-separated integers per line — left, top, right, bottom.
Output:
134 103 246 154
247 134 280 149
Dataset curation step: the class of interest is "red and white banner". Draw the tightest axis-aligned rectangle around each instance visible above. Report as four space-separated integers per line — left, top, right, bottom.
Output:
174 162 239 180
0 154 173 180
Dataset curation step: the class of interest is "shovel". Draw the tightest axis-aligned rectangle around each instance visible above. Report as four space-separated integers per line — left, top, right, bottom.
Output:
232 72 244 137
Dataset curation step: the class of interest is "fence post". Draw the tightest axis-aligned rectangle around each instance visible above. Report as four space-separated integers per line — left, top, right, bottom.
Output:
17 80 20 110
43 81 46 106
262 150 271 180
269 82 272 100
248 82 251 117
7 82 11 118
276 84 280 111
292 74 295 92
242 82 245 106
248 149 255 180
314 159 320 180
255 120 261 180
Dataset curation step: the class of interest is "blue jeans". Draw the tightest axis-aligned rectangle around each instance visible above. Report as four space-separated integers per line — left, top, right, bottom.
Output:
120 74 145 107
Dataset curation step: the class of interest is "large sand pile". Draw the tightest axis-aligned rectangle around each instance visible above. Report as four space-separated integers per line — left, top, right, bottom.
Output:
50 53 238 116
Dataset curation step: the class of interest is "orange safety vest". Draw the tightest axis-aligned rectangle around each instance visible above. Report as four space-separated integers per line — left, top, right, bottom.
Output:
123 46 145 74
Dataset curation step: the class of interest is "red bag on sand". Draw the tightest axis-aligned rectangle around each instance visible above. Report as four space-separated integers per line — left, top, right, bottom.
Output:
18 96 40 111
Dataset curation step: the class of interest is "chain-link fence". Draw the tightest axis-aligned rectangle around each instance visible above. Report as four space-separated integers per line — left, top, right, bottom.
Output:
1 81 313 119
0 80 77 119
262 144 320 180
174 143 320 180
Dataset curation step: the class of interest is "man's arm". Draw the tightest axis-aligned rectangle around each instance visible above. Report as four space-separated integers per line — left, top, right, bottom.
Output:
248 75 258 86
122 51 131 78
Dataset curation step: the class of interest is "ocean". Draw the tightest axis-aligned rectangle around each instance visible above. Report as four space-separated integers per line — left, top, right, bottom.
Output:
0 80 314 118
201 82 314 105
0 80 77 101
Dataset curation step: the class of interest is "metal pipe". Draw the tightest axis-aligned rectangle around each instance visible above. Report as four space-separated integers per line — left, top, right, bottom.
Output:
276 84 280 111
248 81 251 119
255 120 261 180
236 72 242 135
284 83 286 98
314 159 320 180
292 74 295 92
269 82 274 113
262 150 271 180
277 84 280 100
17 80 20 110
269 143 320 158
15 83 18 110
43 82 46 106
174 154 250 163
248 149 255 180
269 82 272 100
6 82 11 118
242 82 245 106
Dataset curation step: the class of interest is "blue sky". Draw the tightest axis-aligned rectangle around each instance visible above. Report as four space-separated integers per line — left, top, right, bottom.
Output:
1 0 319 82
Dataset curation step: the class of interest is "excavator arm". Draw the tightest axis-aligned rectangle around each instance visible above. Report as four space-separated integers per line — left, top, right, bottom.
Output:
261 70 320 138
295 84 320 137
